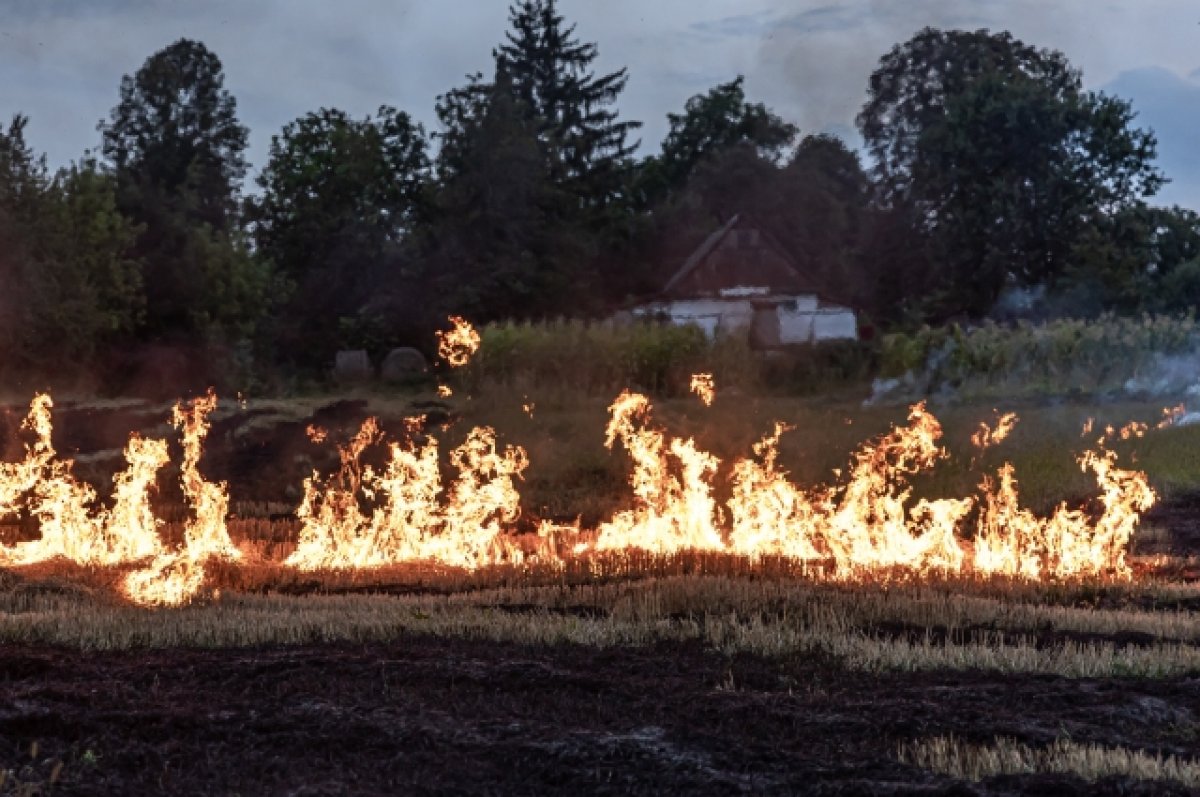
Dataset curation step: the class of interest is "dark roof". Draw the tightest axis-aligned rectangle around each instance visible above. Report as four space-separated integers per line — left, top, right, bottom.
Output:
661 214 824 299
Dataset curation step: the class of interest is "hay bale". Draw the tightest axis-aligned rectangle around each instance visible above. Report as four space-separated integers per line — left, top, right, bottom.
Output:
380 347 428 382
333 350 373 383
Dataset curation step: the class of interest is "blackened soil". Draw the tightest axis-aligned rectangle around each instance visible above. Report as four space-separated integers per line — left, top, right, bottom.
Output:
1 637 1198 796
1145 493 1200 557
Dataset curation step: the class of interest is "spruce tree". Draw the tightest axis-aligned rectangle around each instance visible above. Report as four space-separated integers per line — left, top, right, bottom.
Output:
495 0 640 209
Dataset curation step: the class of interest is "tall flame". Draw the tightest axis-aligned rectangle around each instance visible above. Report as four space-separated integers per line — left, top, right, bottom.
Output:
973 452 1155 579
285 419 528 570
123 392 240 606
728 423 826 561
817 402 970 576
1 396 168 566
593 391 724 555
0 394 55 519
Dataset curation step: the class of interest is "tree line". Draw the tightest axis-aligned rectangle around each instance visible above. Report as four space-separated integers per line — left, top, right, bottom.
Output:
1 1 1197 391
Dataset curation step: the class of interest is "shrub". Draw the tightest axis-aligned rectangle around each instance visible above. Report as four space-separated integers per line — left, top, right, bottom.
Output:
461 319 873 396
878 314 1200 399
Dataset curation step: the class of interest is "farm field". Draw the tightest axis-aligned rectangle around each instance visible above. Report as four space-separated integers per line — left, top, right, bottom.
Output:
2 383 1200 794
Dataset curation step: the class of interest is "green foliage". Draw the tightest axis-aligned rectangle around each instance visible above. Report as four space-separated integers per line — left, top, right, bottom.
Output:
858 28 1164 320
426 0 643 321
497 0 641 206
100 38 268 346
460 319 873 397
639 76 797 204
880 315 1200 398
251 106 430 370
0 118 144 381
1064 205 1200 315
859 28 1083 195
254 107 429 272
429 73 592 322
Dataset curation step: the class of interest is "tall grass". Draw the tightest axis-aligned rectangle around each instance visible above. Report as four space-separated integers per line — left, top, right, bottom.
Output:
459 319 875 396
880 314 1200 400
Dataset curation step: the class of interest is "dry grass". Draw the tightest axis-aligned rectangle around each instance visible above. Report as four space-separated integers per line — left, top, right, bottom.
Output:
2 572 1197 678
899 734 1200 787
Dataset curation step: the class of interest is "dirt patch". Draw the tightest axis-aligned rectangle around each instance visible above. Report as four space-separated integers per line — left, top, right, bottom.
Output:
1 637 1197 795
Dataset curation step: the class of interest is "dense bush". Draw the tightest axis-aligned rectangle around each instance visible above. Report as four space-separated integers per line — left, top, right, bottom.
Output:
461 319 876 396
879 315 1200 398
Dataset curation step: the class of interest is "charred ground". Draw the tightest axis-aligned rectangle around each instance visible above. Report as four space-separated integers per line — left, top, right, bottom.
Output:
3 636 1199 796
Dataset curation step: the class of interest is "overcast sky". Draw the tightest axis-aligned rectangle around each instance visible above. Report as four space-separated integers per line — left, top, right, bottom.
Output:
3 0 1199 208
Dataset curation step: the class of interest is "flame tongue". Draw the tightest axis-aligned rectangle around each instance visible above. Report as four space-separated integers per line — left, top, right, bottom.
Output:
173 391 239 560
728 422 826 561
690 373 715 407
285 418 529 570
972 411 1018 451
123 391 240 606
0 394 56 518
1 396 169 567
973 450 1155 580
816 402 970 575
594 391 724 555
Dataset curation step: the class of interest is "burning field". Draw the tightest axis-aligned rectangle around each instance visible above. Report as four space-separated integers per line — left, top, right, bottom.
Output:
2 320 1200 794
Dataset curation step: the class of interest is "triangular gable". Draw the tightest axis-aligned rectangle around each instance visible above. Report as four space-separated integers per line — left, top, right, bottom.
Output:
661 214 819 298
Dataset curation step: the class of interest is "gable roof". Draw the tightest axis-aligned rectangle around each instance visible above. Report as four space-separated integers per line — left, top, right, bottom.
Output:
661 213 824 299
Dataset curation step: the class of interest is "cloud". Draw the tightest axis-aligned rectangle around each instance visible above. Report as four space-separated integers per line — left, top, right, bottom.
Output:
1102 67 1200 209
689 10 775 39
0 1 1197 211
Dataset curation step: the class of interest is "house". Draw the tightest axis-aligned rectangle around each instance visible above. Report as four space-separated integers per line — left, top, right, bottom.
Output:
630 214 858 346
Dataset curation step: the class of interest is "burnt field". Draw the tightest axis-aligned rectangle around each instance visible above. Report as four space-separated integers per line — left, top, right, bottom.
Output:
2 394 1200 794
3 634 1199 796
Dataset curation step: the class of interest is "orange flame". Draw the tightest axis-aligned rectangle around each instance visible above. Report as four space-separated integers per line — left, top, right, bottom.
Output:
690 373 715 407
592 391 724 555
285 418 528 570
436 316 481 368
973 450 1155 579
971 411 1018 451
728 423 826 561
1 396 168 567
123 392 241 606
0 379 1163 605
1157 404 1187 429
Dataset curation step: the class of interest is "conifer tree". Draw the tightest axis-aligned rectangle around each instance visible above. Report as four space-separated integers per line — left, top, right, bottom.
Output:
495 0 640 209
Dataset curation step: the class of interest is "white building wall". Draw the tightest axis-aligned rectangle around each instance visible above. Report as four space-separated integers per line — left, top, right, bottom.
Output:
631 295 856 343
632 298 756 336
812 309 858 341
778 304 815 343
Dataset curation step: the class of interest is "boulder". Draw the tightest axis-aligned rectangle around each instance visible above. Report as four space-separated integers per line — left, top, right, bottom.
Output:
380 347 428 382
333 350 373 384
